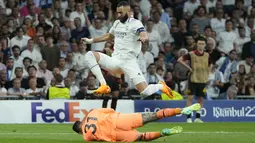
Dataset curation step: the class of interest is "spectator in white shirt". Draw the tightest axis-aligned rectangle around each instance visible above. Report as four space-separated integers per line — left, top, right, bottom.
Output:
44 8 54 27
235 26 251 55
64 76 79 97
34 35 47 52
65 52 73 69
247 0 255 16
10 45 23 67
10 27 31 51
26 77 42 97
222 0 235 15
58 57 69 78
7 78 26 96
0 1 5 8
138 0 151 18
87 18 109 51
21 39 42 66
217 19 237 55
244 0 252 9
37 60 54 86
137 42 154 74
210 8 226 36
145 63 164 84
60 41 69 58
183 0 200 20
237 56 254 74
61 17 72 39
206 66 225 98
72 42 89 79
152 11 173 43
70 1 86 28
200 0 216 13
0 85 7 96
146 19 163 58
245 17 254 38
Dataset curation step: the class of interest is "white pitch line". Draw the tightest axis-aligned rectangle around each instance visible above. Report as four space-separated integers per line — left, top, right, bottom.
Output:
0 132 254 135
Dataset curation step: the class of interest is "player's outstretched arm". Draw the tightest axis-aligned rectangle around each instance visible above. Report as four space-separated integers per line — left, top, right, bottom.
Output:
138 31 148 43
81 33 114 44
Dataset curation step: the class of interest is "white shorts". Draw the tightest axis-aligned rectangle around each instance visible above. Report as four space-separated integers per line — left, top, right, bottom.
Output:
98 53 146 85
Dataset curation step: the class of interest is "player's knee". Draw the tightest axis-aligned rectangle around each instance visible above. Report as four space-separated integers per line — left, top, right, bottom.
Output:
85 51 100 62
140 86 150 96
85 51 93 60
136 82 148 93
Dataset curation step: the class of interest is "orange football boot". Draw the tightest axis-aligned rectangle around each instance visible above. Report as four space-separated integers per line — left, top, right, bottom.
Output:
93 84 111 95
159 81 174 99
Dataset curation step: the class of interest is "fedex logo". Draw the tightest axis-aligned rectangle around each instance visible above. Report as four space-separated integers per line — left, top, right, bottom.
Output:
31 102 88 123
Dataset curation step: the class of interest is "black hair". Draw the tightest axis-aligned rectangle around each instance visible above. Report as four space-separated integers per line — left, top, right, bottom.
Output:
23 57 32 64
75 0 83 4
79 80 87 87
68 69 76 73
59 57 66 60
72 121 82 134
15 67 23 73
12 45 20 51
54 74 63 83
196 5 207 14
147 19 154 23
152 11 161 16
148 63 156 68
229 49 237 54
27 65 37 72
195 36 207 43
16 27 24 32
238 26 245 30
225 19 233 25
204 25 212 31
117 1 130 7
45 34 53 40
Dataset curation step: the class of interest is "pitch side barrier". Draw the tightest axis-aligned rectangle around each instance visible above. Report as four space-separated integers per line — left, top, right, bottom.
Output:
0 99 254 123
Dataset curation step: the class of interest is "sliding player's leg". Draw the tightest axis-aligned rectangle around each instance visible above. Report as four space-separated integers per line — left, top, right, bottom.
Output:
116 127 183 142
116 130 164 142
116 129 140 142
115 103 201 132
85 51 122 94
120 60 173 98
137 126 183 141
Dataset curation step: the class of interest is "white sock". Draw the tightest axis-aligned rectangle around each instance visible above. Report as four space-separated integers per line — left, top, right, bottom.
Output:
196 109 202 114
85 51 106 85
141 84 163 96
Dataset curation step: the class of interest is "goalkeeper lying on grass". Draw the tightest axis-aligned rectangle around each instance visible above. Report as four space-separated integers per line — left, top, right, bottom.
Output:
72 103 201 142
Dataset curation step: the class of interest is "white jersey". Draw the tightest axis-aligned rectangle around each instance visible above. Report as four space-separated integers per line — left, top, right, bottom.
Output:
109 18 145 60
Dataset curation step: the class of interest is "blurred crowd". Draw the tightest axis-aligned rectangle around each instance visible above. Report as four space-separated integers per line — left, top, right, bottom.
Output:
0 0 255 100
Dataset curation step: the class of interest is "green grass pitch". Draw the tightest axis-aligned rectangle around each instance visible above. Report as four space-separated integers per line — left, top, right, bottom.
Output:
0 123 254 143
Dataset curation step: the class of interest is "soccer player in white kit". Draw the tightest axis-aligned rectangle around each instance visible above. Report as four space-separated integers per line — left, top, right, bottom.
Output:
81 1 173 98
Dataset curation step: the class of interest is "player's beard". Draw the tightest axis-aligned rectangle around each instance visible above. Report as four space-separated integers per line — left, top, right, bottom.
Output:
119 13 129 23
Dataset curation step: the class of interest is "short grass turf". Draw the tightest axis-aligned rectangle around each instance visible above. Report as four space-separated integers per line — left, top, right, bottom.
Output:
0 123 254 143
